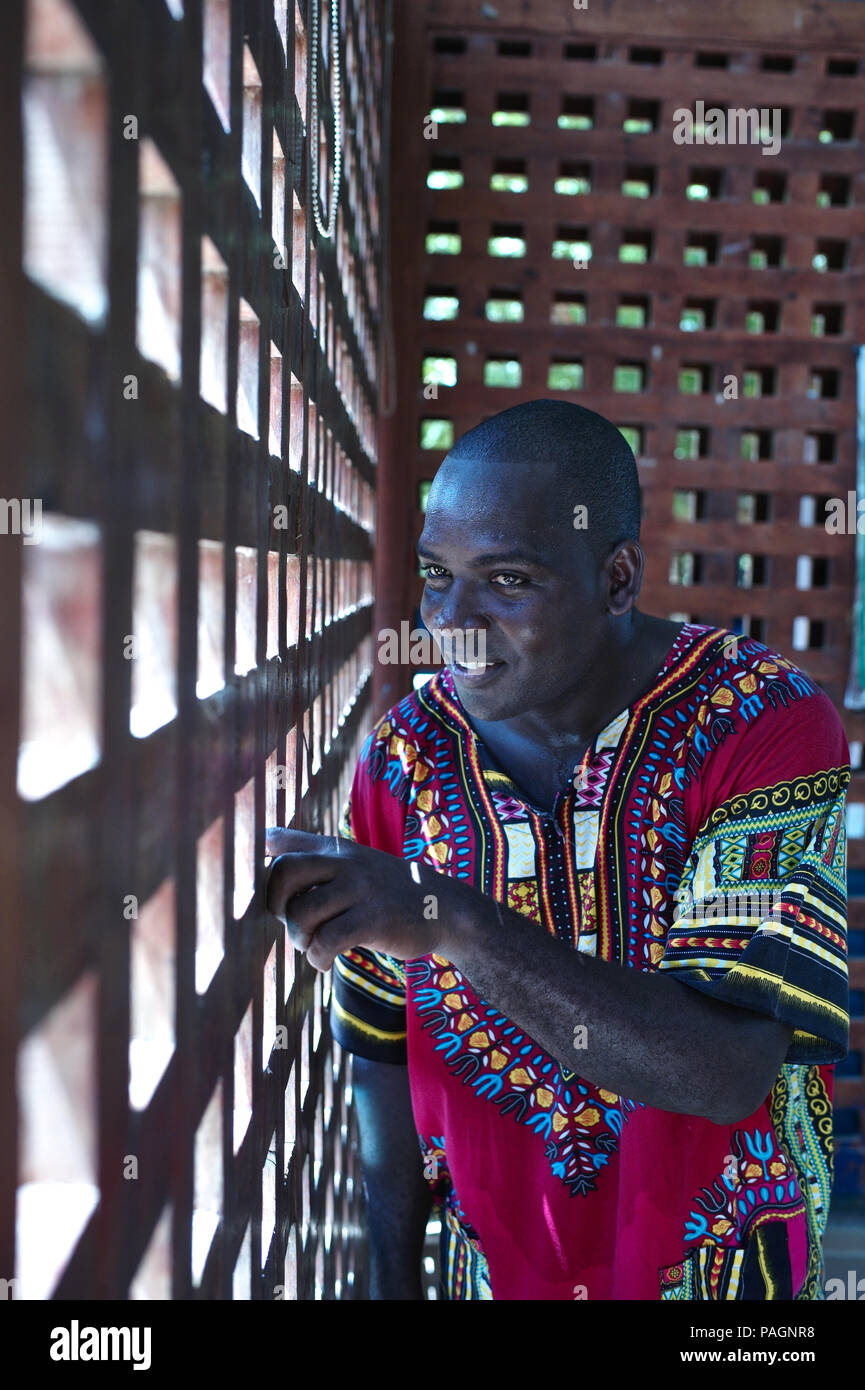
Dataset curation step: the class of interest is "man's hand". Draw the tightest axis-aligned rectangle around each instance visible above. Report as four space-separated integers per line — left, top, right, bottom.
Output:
264 827 469 971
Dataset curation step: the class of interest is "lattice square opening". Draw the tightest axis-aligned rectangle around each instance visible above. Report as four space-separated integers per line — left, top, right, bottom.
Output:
679 363 711 394
427 219 461 255
428 154 463 190
681 298 716 331
553 225 591 262
675 426 710 459
23 0 108 323
622 164 655 198
804 432 836 465
424 287 460 320
484 356 522 388
817 175 850 208
233 1001 254 1152
201 235 229 413
752 170 786 204
614 362 646 393
617 295 650 328
672 490 705 522
696 50 729 69
551 292 587 325
736 554 767 589
129 1205 172 1300
750 235 784 269
564 43 597 61
434 35 467 56
623 98 659 133
743 366 777 398
242 46 263 208
430 88 466 124
196 814 225 995
129 878 176 1110
556 160 591 196
237 299 260 437
740 430 773 462
137 140 182 382
808 367 841 400
489 222 525 257
813 239 848 273
683 232 719 267
669 553 703 586
812 303 845 337
293 0 307 121
203 0 231 131
548 359 583 391
618 425 644 455
490 157 527 193
492 92 530 127
761 53 794 72
820 109 856 143
686 167 723 201
15 970 99 1299
746 300 781 334
192 1082 223 1286
629 47 663 65
18 514 102 801
620 229 653 263
559 95 594 131
130 531 179 739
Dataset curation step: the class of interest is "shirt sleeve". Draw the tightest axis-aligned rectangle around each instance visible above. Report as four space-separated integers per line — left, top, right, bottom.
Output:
658 683 850 1066
330 728 409 1065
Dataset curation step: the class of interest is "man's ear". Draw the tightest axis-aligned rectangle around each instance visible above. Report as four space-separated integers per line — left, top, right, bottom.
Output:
606 540 644 615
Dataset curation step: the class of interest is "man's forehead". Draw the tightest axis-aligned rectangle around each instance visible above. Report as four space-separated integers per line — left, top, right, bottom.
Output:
418 507 572 566
421 454 580 559
440 451 562 485
431 456 564 516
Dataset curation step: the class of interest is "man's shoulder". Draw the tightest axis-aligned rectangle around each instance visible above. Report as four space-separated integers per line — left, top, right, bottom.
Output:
686 625 843 730
675 625 849 798
360 671 456 762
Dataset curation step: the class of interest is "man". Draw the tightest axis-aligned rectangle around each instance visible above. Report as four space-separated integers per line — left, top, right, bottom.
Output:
266 399 850 1301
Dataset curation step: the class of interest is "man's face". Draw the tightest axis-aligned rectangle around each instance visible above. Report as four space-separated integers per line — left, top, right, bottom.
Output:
417 455 612 721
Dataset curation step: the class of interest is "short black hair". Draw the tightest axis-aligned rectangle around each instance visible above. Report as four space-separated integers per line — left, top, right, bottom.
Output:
447 399 642 558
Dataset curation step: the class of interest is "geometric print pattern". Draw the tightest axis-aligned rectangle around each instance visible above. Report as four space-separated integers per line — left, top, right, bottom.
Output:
330 623 850 1299
660 770 849 1065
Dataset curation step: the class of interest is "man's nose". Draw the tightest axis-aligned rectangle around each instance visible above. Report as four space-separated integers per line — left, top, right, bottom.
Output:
433 582 488 633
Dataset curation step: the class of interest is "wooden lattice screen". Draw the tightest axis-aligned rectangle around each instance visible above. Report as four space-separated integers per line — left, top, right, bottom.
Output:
2 0 388 1299
380 0 865 1192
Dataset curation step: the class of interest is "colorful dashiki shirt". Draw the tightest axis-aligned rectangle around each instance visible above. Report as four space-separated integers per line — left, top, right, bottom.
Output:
331 624 850 1301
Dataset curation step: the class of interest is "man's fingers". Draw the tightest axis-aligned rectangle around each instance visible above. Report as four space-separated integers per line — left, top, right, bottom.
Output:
305 911 366 973
284 880 356 939
265 826 338 858
265 852 340 921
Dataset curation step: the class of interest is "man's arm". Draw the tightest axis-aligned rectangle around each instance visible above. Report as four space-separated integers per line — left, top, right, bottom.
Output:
352 1054 433 1300
268 831 796 1125
439 898 794 1127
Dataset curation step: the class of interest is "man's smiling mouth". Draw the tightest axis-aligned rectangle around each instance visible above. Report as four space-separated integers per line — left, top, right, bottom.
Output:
451 658 506 682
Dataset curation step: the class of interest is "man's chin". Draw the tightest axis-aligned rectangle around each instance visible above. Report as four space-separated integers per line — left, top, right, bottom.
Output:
450 674 523 721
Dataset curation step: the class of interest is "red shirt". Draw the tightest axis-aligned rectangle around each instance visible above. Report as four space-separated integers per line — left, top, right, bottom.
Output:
332 625 849 1300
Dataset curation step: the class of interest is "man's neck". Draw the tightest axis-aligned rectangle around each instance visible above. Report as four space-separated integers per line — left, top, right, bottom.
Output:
459 614 684 813
475 612 682 762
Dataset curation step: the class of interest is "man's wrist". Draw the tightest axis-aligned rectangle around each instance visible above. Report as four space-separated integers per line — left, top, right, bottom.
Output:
435 880 495 970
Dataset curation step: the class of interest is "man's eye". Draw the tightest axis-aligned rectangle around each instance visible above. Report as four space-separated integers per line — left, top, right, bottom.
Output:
492 573 527 587
421 564 448 580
